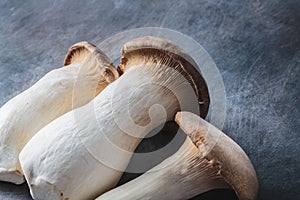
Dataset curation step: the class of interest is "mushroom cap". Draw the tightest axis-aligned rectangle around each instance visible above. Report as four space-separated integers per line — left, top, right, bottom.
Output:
118 36 210 119
64 41 119 83
175 111 258 200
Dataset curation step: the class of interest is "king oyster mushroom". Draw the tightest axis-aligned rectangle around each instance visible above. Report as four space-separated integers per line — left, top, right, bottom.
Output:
19 36 209 199
97 111 258 200
0 42 118 184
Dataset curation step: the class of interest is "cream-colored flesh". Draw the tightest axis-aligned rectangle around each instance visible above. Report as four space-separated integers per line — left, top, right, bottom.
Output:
0 58 109 184
19 64 186 200
96 137 228 200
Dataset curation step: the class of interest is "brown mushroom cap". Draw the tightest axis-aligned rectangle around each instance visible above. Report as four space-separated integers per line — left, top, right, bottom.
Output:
118 36 210 119
175 111 258 200
64 41 119 83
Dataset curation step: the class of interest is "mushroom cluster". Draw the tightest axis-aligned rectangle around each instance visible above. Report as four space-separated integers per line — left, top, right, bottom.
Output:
0 36 258 200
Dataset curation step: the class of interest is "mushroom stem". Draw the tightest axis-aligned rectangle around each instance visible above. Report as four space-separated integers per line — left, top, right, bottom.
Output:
19 37 209 200
97 138 228 200
0 42 118 184
19 57 183 200
97 111 258 200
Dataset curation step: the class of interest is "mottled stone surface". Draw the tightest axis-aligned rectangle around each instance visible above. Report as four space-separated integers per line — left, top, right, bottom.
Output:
0 0 299 199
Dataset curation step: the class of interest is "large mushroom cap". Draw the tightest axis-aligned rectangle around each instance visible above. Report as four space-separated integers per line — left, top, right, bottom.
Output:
118 36 210 119
64 41 119 83
175 111 258 200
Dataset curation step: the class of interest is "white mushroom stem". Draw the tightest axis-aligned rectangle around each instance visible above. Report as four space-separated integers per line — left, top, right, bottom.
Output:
19 36 208 200
19 60 187 200
97 137 228 200
97 112 258 200
0 42 118 184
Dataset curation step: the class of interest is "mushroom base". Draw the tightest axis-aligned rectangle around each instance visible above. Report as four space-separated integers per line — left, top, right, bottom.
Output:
0 167 24 184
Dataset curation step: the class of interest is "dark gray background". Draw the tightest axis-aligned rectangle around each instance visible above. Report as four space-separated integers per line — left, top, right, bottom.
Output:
0 0 299 199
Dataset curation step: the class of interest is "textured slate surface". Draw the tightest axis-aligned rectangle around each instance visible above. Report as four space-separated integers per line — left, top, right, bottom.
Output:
0 0 299 199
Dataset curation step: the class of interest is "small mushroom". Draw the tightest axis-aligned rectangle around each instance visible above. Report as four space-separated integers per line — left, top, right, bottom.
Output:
0 41 118 184
19 36 209 199
97 111 258 200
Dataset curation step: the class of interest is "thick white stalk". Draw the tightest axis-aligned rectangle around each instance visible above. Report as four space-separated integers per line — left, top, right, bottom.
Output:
19 63 186 200
97 137 228 200
0 50 117 184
